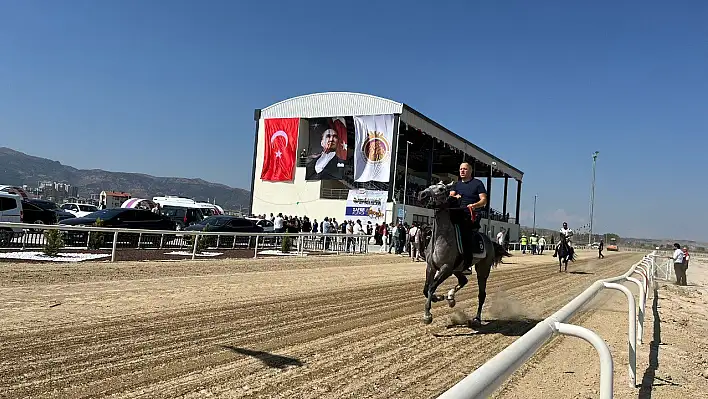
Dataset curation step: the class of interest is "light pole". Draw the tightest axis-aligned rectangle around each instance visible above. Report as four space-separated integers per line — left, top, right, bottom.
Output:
402 141 412 223
533 194 537 234
589 151 599 245
488 161 496 232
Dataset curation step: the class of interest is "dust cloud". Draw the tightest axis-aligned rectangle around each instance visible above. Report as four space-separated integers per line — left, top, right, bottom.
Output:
449 310 470 325
488 292 541 321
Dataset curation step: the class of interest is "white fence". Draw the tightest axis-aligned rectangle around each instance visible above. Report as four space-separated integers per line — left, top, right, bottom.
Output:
437 252 657 399
0 222 373 261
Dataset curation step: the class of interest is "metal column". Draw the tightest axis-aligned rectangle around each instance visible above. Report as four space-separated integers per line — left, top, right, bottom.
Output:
515 180 522 225
502 176 508 220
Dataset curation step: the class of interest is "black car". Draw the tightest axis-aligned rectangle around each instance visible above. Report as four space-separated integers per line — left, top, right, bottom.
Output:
184 216 263 233
60 208 177 230
25 199 75 223
21 200 58 225
160 205 205 230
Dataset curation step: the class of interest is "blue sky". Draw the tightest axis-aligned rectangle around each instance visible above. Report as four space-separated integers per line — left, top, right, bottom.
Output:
1 0 706 241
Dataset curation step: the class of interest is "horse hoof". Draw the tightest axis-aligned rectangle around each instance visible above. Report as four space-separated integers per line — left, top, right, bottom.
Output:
423 314 433 325
469 317 482 328
447 298 456 308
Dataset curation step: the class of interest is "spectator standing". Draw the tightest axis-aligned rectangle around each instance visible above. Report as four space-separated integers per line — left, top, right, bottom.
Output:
397 223 407 254
380 223 389 252
354 220 364 253
682 246 690 285
346 221 355 253
598 240 605 259
530 234 539 255
496 229 505 247
669 243 686 286
409 222 421 261
389 223 398 254
538 236 547 255
273 213 285 233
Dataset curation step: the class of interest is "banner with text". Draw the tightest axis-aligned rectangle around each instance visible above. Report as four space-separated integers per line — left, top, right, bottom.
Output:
344 189 388 224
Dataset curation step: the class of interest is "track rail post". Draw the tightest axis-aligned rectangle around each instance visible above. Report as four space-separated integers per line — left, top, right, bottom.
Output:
626 276 645 343
111 231 119 262
554 322 614 399
603 282 637 387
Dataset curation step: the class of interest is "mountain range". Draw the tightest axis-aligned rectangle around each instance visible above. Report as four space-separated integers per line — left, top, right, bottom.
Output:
0 147 250 210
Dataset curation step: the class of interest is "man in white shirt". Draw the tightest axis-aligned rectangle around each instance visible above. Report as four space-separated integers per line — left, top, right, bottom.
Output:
538 236 547 255
669 243 686 286
553 222 573 257
408 223 421 261
353 220 364 253
273 213 284 233
496 229 505 246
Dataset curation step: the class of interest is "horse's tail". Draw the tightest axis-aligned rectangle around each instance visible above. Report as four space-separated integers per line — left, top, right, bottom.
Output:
492 242 512 266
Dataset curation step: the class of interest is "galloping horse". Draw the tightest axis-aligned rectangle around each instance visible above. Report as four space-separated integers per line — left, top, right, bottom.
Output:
556 233 575 272
417 182 511 326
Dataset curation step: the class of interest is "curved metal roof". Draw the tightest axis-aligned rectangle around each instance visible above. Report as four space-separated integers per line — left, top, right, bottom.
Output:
258 92 523 180
261 92 403 119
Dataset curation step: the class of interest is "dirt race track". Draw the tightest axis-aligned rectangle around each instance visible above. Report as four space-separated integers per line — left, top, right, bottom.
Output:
0 250 641 398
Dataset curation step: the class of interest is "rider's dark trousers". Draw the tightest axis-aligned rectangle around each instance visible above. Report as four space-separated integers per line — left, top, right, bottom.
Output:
449 208 478 267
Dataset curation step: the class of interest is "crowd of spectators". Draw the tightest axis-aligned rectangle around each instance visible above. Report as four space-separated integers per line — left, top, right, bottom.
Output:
251 213 431 259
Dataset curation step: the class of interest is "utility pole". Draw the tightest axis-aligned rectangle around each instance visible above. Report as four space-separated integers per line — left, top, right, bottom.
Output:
488 161 496 233
533 194 537 234
589 151 599 245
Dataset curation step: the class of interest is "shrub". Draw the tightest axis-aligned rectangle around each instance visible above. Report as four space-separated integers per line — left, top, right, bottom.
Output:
186 228 211 254
281 235 293 253
43 229 65 257
88 218 106 250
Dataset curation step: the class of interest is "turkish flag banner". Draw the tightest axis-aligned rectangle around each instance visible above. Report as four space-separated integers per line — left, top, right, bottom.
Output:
261 118 299 181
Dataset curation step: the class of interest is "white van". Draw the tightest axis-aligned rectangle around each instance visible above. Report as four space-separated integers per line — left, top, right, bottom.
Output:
0 192 23 245
153 196 223 217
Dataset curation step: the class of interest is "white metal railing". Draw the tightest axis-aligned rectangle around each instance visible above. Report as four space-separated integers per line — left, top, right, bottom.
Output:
0 222 373 261
437 252 656 399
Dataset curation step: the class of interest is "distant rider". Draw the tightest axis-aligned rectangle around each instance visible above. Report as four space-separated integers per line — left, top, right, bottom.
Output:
448 162 488 271
553 222 573 257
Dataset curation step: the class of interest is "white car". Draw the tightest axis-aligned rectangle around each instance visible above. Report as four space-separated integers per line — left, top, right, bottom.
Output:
61 203 99 218
245 217 274 233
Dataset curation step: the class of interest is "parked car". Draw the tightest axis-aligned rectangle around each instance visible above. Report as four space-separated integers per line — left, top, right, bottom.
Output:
0 192 23 245
60 208 177 230
28 199 76 222
160 205 205 230
184 216 264 233
21 200 58 225
61 203 99 218
59 208 177 246
245 217 274 233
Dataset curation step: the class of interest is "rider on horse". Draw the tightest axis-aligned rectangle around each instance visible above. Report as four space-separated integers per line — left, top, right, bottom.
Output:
448 162 488 271
553 222 574 257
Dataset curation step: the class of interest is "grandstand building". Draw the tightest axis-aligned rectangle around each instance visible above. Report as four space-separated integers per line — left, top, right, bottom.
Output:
249 92 524 240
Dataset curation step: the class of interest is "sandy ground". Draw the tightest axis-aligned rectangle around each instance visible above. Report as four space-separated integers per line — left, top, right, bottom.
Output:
496 257 708 399
0 250 644 398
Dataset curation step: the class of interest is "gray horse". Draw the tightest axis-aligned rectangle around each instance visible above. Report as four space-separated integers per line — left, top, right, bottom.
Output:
418 182 511 326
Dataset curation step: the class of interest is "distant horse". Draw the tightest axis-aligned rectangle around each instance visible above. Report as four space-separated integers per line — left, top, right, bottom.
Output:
556 234 575 272
417 182 511 326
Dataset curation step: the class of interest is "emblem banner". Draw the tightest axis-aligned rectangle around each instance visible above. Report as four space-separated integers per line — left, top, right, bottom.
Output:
353 114 395 182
